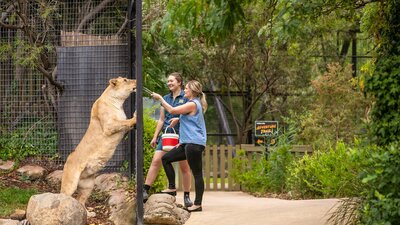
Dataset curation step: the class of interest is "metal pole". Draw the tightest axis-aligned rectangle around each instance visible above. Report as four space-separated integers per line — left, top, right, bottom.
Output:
134 0 144 224
127 0 135 182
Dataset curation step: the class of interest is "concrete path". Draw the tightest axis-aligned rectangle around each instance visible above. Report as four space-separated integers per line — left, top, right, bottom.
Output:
176 191 339 225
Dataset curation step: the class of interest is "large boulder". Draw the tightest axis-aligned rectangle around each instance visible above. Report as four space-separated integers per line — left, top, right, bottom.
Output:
26 193 86 225
144 194 190 225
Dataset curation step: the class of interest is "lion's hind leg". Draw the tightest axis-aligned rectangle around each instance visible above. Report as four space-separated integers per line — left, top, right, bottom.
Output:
76 171 96 206
60 158 84 196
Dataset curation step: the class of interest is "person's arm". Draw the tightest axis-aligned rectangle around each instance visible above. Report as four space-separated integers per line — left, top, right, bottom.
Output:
150 107 165 148
152 93 196 115
168 117 179 128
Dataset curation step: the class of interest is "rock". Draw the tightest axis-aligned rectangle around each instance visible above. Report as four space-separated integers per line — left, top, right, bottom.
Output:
17 165 46 180
144 194 190 225
0 160 15 171
95 173 128 192
0 219 20 225
9 209 26 220
46 170 63 188
26 193 86 225
109 198 136 225
108 189 136 225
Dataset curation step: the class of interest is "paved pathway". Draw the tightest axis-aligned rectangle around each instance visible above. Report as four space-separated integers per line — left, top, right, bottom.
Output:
177 191 339 225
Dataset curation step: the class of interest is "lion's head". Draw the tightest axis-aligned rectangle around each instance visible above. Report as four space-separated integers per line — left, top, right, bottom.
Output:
108 77 137 99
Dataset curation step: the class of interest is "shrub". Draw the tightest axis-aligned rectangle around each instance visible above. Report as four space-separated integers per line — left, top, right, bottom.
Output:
360 142 400 224
0 119 57 161
231 149 270 193
287 141 370 199
231 135 295 194
142 109 167 192
287 63 371 149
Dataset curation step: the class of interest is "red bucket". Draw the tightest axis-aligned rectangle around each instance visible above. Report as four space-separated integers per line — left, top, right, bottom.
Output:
161 128 179 152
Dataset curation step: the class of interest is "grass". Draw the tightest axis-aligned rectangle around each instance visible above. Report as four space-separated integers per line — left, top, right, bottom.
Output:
0 182 38 217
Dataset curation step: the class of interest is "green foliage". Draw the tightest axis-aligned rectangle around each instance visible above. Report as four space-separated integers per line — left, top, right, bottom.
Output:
287 141 370 199
142 109 167 192
231 149 270 193
364 0 400 145
231 131 295 194
161 0 247 44
361 142 400 225
361 1 400 223
266 145 294 192
287 63 371 148
365 55 400 145
0 120 57 162
0 183 38 217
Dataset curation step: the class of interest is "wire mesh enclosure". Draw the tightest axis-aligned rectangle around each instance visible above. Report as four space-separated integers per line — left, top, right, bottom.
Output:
1 1 132 171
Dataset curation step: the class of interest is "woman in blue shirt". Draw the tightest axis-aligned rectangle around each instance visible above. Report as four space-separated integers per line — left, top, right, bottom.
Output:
144 73 193 208
152 80 207 212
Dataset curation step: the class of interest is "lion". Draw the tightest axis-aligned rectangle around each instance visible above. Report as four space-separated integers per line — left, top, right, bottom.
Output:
61 77 137 207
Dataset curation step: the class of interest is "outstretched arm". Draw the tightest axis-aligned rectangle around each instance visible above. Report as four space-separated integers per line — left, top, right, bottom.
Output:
151 93 196 115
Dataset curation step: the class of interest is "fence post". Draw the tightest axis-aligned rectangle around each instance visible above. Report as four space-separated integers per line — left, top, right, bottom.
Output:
212 145 218 190
204 145 211 191
220 145 226 191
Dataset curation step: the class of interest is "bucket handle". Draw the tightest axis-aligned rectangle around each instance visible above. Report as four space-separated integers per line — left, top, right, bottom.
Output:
164 127 177 134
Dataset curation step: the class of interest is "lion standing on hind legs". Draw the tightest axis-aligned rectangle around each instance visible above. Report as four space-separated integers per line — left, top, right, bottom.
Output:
61 77 137 209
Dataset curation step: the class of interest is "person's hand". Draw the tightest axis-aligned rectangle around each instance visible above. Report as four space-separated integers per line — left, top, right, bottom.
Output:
150 137 157 148
168 118 179 128
151 92 162 101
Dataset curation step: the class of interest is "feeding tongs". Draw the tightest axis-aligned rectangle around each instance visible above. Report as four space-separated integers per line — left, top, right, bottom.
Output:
143 87 154 95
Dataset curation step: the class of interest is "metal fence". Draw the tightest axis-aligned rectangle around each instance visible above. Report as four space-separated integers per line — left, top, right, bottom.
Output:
0 0 130 171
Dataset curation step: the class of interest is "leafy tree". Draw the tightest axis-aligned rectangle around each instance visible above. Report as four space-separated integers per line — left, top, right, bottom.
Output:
361 0 400 223
289 63 371 147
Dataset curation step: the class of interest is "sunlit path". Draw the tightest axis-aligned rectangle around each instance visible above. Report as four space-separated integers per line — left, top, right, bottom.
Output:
177 191 339 225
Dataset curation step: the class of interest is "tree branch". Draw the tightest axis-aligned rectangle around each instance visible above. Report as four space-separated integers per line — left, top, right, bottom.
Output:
0 3 23 29
76 0 116 32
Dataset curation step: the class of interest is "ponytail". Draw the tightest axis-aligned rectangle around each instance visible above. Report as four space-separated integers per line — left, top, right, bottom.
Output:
186 80 208 113
200 92 208 113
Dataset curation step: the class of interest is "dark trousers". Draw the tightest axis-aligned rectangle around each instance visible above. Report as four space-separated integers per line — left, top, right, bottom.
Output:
162 143 205 205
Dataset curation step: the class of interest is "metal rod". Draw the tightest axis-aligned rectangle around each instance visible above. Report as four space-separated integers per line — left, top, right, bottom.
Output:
143 87 153 95
134 0 144 223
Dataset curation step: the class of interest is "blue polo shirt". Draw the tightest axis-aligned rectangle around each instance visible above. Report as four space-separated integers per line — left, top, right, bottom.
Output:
162 90 188 134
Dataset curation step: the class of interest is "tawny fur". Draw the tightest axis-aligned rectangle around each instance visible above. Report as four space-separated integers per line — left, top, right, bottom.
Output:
60 77 137 206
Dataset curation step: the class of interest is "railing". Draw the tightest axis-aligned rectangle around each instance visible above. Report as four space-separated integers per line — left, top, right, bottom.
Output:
176 144 313 191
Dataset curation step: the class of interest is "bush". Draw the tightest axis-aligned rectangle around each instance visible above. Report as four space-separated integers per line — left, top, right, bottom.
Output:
231 149 270 193
286 63 371 149
360 142 400 224
287 141 370 199
231 140 295 194
0 119 57 161
266 145 294 192
142 109 167 192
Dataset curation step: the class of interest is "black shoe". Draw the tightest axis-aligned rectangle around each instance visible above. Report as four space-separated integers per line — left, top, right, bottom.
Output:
184 194 193 207
186 205 202 212
160 190 177 196
143 189 149 203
